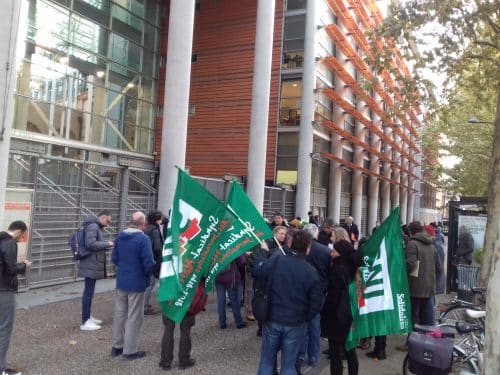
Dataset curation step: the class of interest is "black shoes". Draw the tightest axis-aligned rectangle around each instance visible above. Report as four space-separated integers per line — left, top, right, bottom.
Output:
366 350 387 360
179 358 196 370
237 322 248 329
111 347 123 357
159 363 172 371
123 351 146 361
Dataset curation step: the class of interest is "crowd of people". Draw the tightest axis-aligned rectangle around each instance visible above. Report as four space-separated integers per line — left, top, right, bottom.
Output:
0 208 451 375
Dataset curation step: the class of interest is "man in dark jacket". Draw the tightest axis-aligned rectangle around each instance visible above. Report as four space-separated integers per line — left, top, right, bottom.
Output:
253 230 323 375
342 216 359 246
405 222 442 327
111 211 154 360
455 225 474 265
317 218 335 246
78 210 113 331
143 211 164 315
0 221 31 375
298 224 332 368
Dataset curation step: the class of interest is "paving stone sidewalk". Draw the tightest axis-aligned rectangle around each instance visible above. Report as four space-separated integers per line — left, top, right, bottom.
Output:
8 281 412 375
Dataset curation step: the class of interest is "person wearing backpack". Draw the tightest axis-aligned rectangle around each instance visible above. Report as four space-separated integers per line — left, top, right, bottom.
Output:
77 210 113 331
159 281 207 371
0 220 31 375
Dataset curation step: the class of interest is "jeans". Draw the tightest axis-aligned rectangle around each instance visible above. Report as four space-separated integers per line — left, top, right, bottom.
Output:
298 312 321 365
0 292 15 372
143 275 157 307
410 297 435 327
82 277 97 324
258 321 307 375
215 282 244 327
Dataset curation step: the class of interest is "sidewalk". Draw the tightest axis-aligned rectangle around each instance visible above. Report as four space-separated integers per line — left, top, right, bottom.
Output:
9 281 413 374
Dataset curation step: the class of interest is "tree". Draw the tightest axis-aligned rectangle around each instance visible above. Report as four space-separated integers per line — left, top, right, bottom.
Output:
367 1 499 373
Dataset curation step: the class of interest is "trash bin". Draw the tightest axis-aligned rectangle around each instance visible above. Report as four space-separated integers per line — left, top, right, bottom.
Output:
456 264 479 302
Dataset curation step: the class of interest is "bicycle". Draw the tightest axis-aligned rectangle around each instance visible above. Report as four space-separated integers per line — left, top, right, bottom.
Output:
402 317 484 375
438 287 486 326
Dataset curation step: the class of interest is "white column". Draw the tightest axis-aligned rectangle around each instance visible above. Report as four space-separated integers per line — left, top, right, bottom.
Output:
368 121 381 232
351 118 365 229
295 0 316 219
391 132 401 209
157 0 196 214
380 125 392 220
0 0 21 229
328 73 346 223
246 0 276 212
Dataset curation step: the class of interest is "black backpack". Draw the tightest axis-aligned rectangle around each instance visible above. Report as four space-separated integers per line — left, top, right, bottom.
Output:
68 226 91 260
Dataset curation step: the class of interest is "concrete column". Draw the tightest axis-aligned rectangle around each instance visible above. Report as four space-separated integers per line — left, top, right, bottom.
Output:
328 72 346 223
246 0 276 213
119 167 130 231
0 0 22 229
157 0 196 214
295 0 316 219
391 133 401 210
351 118 365 229
407 176 415 223
368 124 381 232
380 126 392 220
400 170 408 224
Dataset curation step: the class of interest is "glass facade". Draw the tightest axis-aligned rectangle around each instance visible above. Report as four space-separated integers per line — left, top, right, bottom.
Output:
12 0 161 156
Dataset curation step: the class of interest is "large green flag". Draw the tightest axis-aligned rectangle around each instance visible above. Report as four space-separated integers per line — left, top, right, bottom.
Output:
158 169 239 323
204 182 274 291
345 207 412 350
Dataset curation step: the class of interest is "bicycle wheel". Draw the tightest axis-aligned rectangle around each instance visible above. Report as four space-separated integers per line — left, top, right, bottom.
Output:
402 354 411 375
452 347 479 374
438 305 476 325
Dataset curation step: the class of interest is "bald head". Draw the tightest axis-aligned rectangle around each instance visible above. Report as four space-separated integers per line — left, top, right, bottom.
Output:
130 211 146 227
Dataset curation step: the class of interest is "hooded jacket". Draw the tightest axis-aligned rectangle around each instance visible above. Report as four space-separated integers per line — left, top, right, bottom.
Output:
0 232 26 292
144 223 163 278
112 227 154 292
405 232 443 298
77 216 111 280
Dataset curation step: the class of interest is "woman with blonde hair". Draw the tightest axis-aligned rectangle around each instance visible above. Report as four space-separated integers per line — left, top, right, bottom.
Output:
329 227 350 248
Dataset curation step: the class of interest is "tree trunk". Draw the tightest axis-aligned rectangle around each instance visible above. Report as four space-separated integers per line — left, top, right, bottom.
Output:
483 90 500 375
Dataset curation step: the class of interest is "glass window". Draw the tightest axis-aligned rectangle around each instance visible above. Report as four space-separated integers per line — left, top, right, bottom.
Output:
13 0 162 156
280 80 302 126
286 0 307 10
283 15 305 52
276 132 299 185
341 169 352 192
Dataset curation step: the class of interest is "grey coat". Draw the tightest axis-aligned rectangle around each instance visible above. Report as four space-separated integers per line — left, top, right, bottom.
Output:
77 216 110 279
405 232 443 298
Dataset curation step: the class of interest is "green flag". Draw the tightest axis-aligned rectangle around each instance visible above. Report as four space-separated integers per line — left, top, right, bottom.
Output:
345 207 412 350
158 169 239 323
204 182 274 291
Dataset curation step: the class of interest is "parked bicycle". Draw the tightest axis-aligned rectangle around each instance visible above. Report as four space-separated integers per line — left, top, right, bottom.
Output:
403 310 485 375
438 287 486 326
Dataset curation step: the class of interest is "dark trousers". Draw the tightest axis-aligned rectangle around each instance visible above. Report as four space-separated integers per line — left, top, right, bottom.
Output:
160 314 195 366
329 340 358 375
0 292 15 372
82 277 97 324
374 336 386 352
410 297 434 327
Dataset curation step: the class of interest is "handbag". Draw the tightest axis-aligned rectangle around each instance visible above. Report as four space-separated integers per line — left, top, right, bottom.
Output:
252 255 281 322
409 247 420 277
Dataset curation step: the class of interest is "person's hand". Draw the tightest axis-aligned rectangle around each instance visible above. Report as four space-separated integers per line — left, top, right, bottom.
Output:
260 241 269 251
245 251 252 256
107 241 114 248
24 260 32 268
331 249 340 259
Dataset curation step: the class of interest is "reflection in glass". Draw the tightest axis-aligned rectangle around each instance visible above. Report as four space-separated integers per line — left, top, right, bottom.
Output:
13 0 161 156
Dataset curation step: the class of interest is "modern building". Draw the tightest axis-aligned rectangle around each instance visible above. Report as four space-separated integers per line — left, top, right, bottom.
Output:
0 0 428 288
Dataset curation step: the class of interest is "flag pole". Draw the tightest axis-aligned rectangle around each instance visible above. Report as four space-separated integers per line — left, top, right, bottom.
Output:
226 203 266 246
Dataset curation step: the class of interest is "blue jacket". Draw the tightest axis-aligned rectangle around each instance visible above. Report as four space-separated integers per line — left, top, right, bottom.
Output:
252 250 323 326
112 228 155 293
